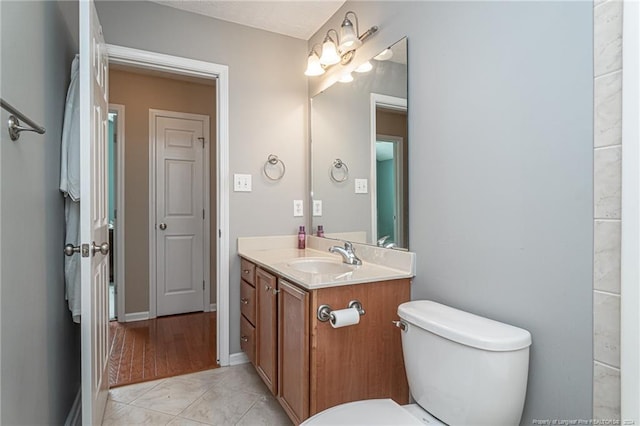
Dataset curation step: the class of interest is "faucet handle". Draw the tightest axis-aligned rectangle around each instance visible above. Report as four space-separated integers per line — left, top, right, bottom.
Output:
344 241 354 251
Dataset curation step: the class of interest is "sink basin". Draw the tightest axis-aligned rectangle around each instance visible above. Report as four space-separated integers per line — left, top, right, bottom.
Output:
287 258 354 274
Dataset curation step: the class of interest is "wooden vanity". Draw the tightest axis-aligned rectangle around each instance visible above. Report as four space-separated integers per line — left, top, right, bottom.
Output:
239 255 411 425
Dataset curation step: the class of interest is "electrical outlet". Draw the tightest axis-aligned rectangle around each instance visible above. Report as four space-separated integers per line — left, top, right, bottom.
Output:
355 178 368 194
233 174 252 192
313 200 322 216
293 200 304 217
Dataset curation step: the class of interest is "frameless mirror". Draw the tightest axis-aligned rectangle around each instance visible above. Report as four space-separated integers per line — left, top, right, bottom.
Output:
310 37 408 248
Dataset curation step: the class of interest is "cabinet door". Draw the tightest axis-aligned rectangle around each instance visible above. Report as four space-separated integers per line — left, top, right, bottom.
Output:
278 280 309 424
256 268 278 394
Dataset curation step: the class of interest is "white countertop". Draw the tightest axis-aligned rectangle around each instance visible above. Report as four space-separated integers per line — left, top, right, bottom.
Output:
238 236 415 290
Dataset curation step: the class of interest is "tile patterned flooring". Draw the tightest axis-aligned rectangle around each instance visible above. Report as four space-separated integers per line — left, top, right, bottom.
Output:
103 363 293 425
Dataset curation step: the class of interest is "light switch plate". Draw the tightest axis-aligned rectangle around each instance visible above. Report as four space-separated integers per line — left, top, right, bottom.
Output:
355 178 368 194
293 200 304 217
233 174 252 192
313 200 322 217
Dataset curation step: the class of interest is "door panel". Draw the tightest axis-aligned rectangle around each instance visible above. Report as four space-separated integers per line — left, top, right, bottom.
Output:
80 0 110 424
154 113 208 316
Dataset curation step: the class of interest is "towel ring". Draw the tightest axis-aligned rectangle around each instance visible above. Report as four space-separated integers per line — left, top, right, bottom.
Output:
330 158 349 183
263 154 286 181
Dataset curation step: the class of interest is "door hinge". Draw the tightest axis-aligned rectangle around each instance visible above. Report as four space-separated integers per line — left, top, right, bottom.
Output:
219 229 221 238
203 209 205 220
203 280 205 290
198 137 205 148
114 209 117 219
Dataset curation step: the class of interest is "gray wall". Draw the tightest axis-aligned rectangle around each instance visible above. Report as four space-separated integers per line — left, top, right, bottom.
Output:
310 1 594 423
311 60 407 242
0 1 81 424
95 1 308 353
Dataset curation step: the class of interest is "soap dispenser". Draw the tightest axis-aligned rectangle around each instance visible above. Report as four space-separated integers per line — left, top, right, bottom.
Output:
298 226 306 249
317 225 324 237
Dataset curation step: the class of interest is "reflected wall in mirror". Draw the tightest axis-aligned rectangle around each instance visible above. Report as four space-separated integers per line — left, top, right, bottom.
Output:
311 37 408 248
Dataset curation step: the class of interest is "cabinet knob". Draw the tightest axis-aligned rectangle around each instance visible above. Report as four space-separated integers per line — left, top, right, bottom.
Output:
265 285 271 291
240 298 249 305
241 336 248 342
243 269 250 275
272 288 280 295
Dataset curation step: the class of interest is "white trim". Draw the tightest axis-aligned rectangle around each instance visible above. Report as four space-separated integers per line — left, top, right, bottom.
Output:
106 44 231 367
210 303 217 312
621 1 640 422
109 104 126 322
124 311 150 322
369 93 407 246
148 109 211 318
229 352 250 366
375 134 405 248
63 387 82 426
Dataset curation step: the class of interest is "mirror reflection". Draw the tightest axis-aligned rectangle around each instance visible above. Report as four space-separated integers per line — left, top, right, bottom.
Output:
311 37 408 248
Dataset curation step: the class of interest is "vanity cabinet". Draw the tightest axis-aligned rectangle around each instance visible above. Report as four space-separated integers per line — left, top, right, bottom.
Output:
240 258 410 425
239 259 257 365
255 267 278 395
278 280 310 423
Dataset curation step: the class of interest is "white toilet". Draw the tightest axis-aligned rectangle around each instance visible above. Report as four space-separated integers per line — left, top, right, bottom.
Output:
302 300 532 425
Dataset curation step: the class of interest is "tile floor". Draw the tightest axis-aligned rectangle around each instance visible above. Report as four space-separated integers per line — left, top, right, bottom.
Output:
103 363 292 425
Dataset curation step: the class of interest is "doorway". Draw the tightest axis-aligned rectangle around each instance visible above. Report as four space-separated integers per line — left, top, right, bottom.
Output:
106 44 230 367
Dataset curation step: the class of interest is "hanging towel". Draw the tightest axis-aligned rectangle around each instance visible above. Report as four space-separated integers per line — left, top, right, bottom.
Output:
60 55 81 323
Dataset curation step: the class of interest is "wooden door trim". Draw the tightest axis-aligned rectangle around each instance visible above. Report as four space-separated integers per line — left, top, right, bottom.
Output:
149 109 211 318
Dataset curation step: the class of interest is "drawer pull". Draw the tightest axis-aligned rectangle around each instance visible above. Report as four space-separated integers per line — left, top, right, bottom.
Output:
241 336 249 342
243 269 251 274
265 285 271 291
272 288 280 295
240 298 249 304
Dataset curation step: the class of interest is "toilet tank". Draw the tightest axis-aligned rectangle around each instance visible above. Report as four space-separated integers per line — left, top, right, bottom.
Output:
398 301 532 426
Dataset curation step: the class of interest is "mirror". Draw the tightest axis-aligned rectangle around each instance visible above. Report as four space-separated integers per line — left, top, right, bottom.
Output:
310 38 408 248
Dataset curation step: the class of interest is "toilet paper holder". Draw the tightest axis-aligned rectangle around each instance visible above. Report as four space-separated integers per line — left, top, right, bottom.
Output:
317 300 366 322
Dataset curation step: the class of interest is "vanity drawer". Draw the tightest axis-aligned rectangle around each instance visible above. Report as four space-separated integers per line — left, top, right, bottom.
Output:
241 259 256 286
240 279 256 325
241 315 256 365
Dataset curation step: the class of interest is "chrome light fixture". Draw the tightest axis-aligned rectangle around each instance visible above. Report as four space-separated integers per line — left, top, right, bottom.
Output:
320 29 341 66
305 11 378 77
304 45 325 76
339 11 362 51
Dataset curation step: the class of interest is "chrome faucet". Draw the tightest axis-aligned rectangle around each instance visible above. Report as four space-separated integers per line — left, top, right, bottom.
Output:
377 235 396 249
329 241 362 265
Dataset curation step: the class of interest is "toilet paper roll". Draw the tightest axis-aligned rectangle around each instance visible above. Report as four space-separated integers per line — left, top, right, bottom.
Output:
329 307 360 328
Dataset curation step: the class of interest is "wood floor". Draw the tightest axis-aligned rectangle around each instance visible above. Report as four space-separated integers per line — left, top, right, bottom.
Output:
109 311 218 388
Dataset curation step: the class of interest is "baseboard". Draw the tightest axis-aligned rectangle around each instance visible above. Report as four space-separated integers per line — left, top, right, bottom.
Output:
229 352 249 366
124 311 150 322
64 386 81 426
209 303 217 312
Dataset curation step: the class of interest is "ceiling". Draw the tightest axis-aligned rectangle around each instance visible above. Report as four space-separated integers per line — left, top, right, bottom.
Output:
149 0 346 40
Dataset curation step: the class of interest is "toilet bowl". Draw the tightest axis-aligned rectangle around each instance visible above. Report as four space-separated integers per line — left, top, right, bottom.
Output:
301 300 532 426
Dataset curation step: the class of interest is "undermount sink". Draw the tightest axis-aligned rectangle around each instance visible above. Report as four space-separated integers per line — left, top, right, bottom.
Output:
287 258 355 274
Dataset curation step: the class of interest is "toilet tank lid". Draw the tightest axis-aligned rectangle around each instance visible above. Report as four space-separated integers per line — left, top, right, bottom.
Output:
398 301 532 351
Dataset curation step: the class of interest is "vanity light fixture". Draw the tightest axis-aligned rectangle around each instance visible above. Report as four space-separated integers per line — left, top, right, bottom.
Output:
354 61 373 73
305 11 378 77
338 72 354 83
304 45 325 76
373 48 393 61
320 29 341 66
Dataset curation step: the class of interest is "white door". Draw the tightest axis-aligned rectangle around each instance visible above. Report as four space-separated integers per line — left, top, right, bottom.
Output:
79 0 110 424
153 111 209 316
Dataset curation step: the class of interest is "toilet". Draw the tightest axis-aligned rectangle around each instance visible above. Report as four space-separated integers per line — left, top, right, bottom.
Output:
301 300 532 425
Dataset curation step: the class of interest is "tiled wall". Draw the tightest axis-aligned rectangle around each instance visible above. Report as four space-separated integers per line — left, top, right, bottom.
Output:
593 0 623 419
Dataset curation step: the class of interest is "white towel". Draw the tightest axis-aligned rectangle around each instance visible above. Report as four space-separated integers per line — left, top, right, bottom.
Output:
60 55 81 322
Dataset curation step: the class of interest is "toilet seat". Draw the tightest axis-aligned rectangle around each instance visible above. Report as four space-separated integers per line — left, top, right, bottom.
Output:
300 399 445 426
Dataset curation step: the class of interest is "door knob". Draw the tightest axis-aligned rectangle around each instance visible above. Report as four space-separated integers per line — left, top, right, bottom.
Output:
159 223 167 230
64 244 80 256
91 241 110 256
